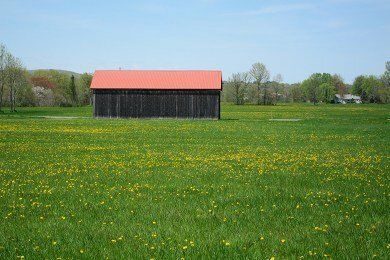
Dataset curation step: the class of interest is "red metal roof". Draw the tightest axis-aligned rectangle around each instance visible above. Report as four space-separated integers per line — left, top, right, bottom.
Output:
90 70 222 90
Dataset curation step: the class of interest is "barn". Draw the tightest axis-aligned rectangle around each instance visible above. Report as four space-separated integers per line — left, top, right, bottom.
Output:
90 70 222 119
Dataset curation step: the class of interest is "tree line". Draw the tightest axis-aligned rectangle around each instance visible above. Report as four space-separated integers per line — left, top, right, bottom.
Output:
1 42 389 112
223 62 390 104
0 43 92 112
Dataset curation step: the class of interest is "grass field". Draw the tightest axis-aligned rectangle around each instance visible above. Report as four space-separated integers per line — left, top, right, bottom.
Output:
0 103 389 259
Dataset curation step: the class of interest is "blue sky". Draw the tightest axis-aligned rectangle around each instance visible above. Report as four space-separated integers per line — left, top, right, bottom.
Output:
1 0 389 83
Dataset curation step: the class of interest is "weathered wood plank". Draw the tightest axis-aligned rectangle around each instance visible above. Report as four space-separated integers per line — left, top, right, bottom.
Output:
93 90 220 119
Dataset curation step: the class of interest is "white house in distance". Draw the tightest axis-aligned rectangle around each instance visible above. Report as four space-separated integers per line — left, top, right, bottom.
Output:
335 94 362 104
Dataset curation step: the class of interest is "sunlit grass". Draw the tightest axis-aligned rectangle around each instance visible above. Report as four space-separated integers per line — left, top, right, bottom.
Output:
0 103 389 258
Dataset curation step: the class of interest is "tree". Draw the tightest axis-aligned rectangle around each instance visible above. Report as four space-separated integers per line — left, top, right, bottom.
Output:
319 83 336 103
30 76 55 106
16 70 34 107
362 75 382 103
288 83 304 102
333 74 347 96
78 73 93 105
274 74 283 84
249 62 270 105
352 75 365 100
32 70 71 106
4 53 24 112
272 74 284 103
69 75 78 105
0 44 7 112
352 75 383 103
0 43 31 111
379 61 390 103
227 72 249 105
30 76 55 89
301 73 334 104
383 61 390 86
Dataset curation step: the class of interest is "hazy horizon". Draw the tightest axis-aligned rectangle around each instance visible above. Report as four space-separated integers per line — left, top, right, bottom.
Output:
1 0 389 84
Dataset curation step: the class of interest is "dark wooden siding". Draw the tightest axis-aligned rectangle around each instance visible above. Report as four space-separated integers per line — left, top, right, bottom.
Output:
93 89 220 119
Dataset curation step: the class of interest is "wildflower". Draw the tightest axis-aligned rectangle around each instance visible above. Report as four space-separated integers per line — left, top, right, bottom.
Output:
224 240 230 246
183 245 188 250
80 249 84 253
281 239 286 243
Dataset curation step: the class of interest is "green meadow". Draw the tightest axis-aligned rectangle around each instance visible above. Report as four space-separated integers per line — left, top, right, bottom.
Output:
0 104 389 259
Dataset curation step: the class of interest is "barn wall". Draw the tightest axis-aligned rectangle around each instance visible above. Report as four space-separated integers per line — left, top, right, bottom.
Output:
93 89 220 119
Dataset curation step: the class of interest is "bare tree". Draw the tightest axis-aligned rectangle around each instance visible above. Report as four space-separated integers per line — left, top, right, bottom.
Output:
273 74 283 84
229 72 249 105
249 62 270 105
272 73 284 103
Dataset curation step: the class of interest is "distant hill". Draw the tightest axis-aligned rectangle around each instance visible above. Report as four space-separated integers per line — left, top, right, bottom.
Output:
28 69 83 78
